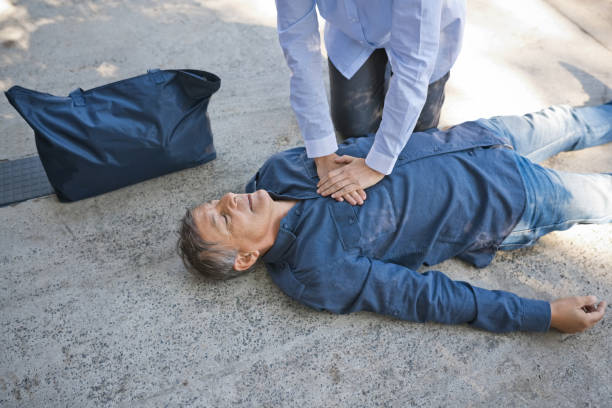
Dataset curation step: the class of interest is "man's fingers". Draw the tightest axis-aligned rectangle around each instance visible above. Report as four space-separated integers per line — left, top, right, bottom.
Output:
344 191 364 205
331 184 360 199
317 176 327 188
347 189 366 204
317 169 345 191
319 178 353 196
334 155 353 164
317 170 337 188
318 169 358 195
582 304 596 313
342 192 357 205
327 167 345 179
577 295 598 306
586 301 607 323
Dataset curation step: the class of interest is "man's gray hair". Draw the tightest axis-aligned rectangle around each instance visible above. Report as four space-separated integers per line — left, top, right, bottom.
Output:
177 208 246 280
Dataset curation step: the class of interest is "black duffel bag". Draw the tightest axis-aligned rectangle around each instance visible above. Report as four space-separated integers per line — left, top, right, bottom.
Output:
5 69 220 201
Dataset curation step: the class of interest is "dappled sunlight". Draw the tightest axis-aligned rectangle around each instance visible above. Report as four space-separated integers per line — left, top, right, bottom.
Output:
545 226 612 267
95 62 119 78
0 0 33 50
445 55 549 123
487 0 573 40
441 0 612 128
544 142 612 173
502 226 612 295
0 0 59 50
193 0 276 27
136 1 205 21
0 0 11 14
43 0 121 17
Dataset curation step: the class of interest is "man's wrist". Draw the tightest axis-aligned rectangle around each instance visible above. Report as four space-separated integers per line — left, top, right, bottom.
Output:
304 134 338 158
367 164 384 177
314 153 335 164
549 301 558 330
365 148 396 175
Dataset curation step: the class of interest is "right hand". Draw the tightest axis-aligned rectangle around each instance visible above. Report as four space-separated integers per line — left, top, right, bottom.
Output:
550 296 607 333
314 153 366 206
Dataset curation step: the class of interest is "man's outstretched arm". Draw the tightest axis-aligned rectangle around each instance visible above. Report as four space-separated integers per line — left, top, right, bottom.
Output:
299 257 605 333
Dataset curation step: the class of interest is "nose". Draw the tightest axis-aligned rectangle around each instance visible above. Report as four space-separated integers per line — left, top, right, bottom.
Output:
218 192 237 210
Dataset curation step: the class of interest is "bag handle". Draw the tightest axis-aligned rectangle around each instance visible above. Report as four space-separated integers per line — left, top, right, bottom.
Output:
147 69 166 84
179 70 221 94
68 69 219 106
69 88 86 106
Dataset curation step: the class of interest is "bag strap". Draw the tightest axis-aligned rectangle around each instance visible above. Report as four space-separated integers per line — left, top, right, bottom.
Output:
69 88 86 106
177 70 221 94
147 69 166 84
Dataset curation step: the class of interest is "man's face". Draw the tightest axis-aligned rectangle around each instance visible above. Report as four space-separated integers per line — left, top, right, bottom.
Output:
192 189 275 252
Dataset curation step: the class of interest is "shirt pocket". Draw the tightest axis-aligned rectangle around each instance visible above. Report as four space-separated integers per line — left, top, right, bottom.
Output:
301 152 318 180
357 185 398 241
329 201 361 250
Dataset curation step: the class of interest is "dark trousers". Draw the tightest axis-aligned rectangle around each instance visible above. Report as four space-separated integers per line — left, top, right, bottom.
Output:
329 48 450 140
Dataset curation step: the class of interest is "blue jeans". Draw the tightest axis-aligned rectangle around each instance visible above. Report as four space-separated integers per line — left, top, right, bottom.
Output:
475 103 612 249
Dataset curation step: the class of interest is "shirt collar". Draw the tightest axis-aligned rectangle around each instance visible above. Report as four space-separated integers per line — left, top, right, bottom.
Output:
262 229 296 263
262 200 304 263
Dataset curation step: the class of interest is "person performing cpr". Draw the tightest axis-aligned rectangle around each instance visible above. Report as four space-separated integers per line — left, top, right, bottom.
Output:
275 0 465 205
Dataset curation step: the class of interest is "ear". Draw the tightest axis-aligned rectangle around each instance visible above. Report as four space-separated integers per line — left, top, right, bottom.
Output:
233 250 260 271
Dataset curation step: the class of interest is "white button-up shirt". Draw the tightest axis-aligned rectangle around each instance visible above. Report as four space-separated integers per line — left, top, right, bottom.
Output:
275 0 466 174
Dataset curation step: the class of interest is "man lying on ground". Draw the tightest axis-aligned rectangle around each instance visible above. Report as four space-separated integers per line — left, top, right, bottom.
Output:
178 102 612 334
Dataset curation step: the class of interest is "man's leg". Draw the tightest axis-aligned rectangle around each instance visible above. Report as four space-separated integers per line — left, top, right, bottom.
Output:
476 103 612 163
499 156 612 250
414 72 450 132
329 50 451 139
329 49 388 140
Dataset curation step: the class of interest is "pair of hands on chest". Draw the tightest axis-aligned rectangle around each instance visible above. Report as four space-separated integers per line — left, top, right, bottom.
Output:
314 153 385 205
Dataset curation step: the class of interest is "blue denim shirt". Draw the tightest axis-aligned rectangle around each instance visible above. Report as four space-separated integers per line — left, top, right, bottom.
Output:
246 122 551 333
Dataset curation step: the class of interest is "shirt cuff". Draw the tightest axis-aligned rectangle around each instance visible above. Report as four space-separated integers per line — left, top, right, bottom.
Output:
365 148 397 175
519 298 551 332
304 133 338 158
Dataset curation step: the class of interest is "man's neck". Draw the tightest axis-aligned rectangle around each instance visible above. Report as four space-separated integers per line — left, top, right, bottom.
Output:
261 198 299 255
273 198 299 222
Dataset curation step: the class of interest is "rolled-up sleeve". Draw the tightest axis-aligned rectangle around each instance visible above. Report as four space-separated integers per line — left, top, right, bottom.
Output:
275 0 338 158
366 0 444 175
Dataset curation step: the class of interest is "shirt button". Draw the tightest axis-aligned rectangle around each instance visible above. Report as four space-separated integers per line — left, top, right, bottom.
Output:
283 223 289 229
349 217 356 224
295 210 301 216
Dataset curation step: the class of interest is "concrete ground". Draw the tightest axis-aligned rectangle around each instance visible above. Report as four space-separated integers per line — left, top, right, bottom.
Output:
1 0 611 406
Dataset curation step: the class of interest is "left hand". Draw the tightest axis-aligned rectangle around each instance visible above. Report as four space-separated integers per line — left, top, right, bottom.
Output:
316 155 385 203
550 296 607 333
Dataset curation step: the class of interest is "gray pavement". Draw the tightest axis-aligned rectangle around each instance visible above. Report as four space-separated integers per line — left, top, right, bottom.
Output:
1 0 611 406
